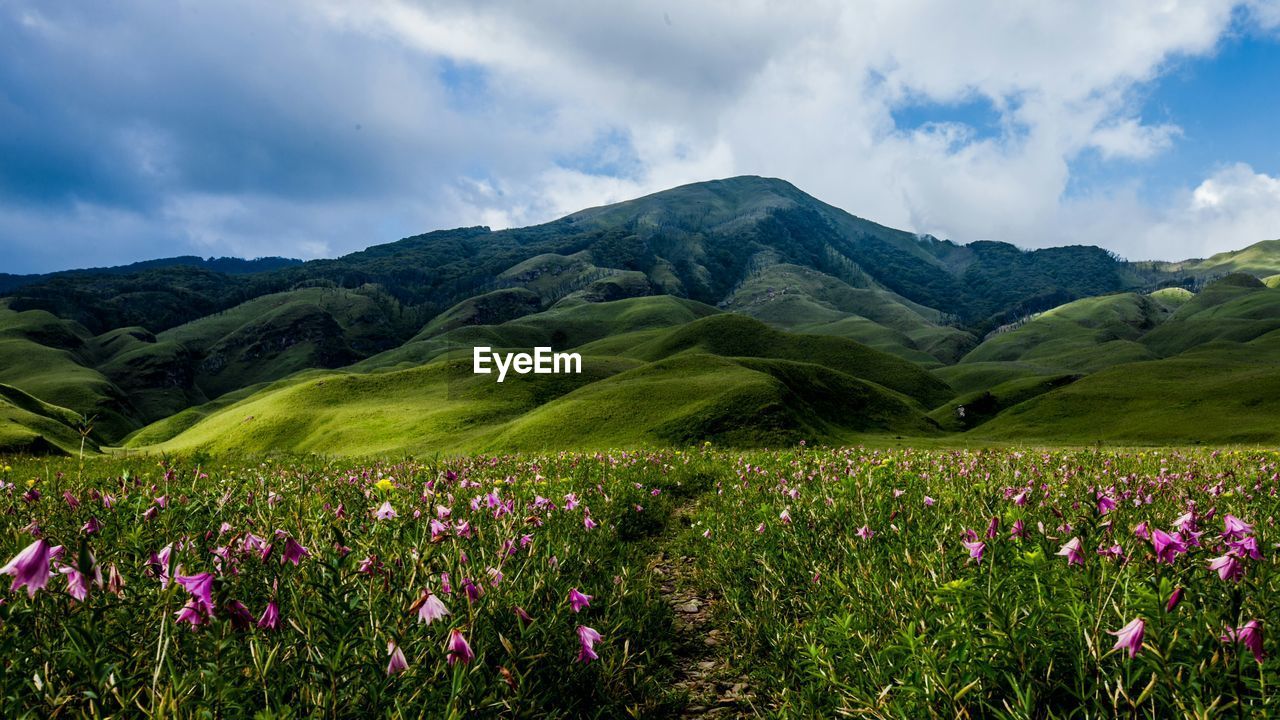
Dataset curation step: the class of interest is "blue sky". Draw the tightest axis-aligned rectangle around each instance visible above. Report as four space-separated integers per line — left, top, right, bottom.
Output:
1 1 1279 273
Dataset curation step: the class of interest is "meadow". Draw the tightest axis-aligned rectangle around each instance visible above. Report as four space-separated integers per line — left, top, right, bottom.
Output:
0 446 1277 718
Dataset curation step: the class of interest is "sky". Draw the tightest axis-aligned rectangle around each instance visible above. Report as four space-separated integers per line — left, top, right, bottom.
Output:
2 1 1280 274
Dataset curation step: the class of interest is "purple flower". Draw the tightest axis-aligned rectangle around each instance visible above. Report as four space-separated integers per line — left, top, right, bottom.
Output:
1056 537 1085 567
81 517 102 535
514 606 534 626
258 601 279 630
1151 529 1186 564
1222 620 1265 663
281 538 310 566
1222 514 1253 541
1096 494 1117 515
416 592 450 625
176 572 215 611
923 496 935 507
0 539 53 598
1108 617 1145 659
175 598 210 626
375 501 397 520
1133 522 1151 541
1010 519 1027 540
446 628 474 665
984 516 999 540
583 515 598 531
149 543 174 587
225 599 255 630
1208 553 1244 582
1229 536 1262 560
577 625 602 663
568 587 592 612
1165 586 1183 613
462 577 483 603
386 641 409 676
961 540 985 563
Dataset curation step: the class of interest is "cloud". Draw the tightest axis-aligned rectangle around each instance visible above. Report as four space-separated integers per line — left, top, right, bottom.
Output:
0 0 1275 272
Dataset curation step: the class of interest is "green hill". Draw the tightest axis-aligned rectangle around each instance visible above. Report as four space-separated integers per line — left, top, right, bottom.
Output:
971 335 1280 444
3 177 1280 454
957 293 1166 373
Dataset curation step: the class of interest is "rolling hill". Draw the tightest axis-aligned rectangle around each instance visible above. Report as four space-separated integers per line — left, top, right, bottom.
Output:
2 176 1280 454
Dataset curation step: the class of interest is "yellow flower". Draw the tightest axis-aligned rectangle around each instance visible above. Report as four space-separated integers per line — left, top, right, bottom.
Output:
2 465 10 473
374 479 394 492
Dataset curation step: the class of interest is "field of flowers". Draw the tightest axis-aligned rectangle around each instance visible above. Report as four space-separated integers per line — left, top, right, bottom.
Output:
1 447 1278 717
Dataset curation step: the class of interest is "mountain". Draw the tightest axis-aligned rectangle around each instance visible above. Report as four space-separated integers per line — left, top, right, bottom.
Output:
2 176 1279 454
0 255 301 293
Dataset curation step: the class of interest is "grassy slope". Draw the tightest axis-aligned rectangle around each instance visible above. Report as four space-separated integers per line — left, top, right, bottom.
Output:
958 293 1166 373
719 263 974 364
1139 276 1280 356
361 296 721 370
126 312 948 454
621 314 954 408
0 303 136 439
487 354 938 450
972 331 1280 444
0 384 91 455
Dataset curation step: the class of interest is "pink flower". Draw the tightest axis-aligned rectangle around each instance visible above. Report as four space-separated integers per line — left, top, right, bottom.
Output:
1010 519 1027 540
176 572 215 611
984 516 1000 539
258 601 279 630
375 501 397 520
446 628 474 665
1056 537 1084 567
1208 553 1244 582
1151 529 1186 564
1165 586 1183 613
281 538 310 566
1133 522 1151 541
961 540 985 563
0 539 53 598
1108 617 1145 658
416 592 450 625
175 599 208 626
513 606 534 626
779 508 792 525
568 587 592 612
1222 514 1253 541
1096 494 1117 515
81 517 102 535
923 496 935 507
583 515 598 531
386 641 409 676
106 563 125 597
857 525 875 540
1223 620 1265 664
577 625 602 663
149 543 174 587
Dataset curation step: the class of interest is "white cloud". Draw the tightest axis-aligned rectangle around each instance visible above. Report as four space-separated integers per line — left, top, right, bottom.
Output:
2 0 1276 270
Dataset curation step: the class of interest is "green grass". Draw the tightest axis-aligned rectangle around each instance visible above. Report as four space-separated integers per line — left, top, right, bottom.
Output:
972 338 1280 444
362 296 720 370
1139 277 1280 357
621 314 955 408
927 372 1081 431
719 263 974 363
0 384 90 454
488 354 938 450
959 293 1166 372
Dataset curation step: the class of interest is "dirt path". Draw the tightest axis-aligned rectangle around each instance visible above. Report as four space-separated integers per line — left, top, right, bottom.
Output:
650 507 754 718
